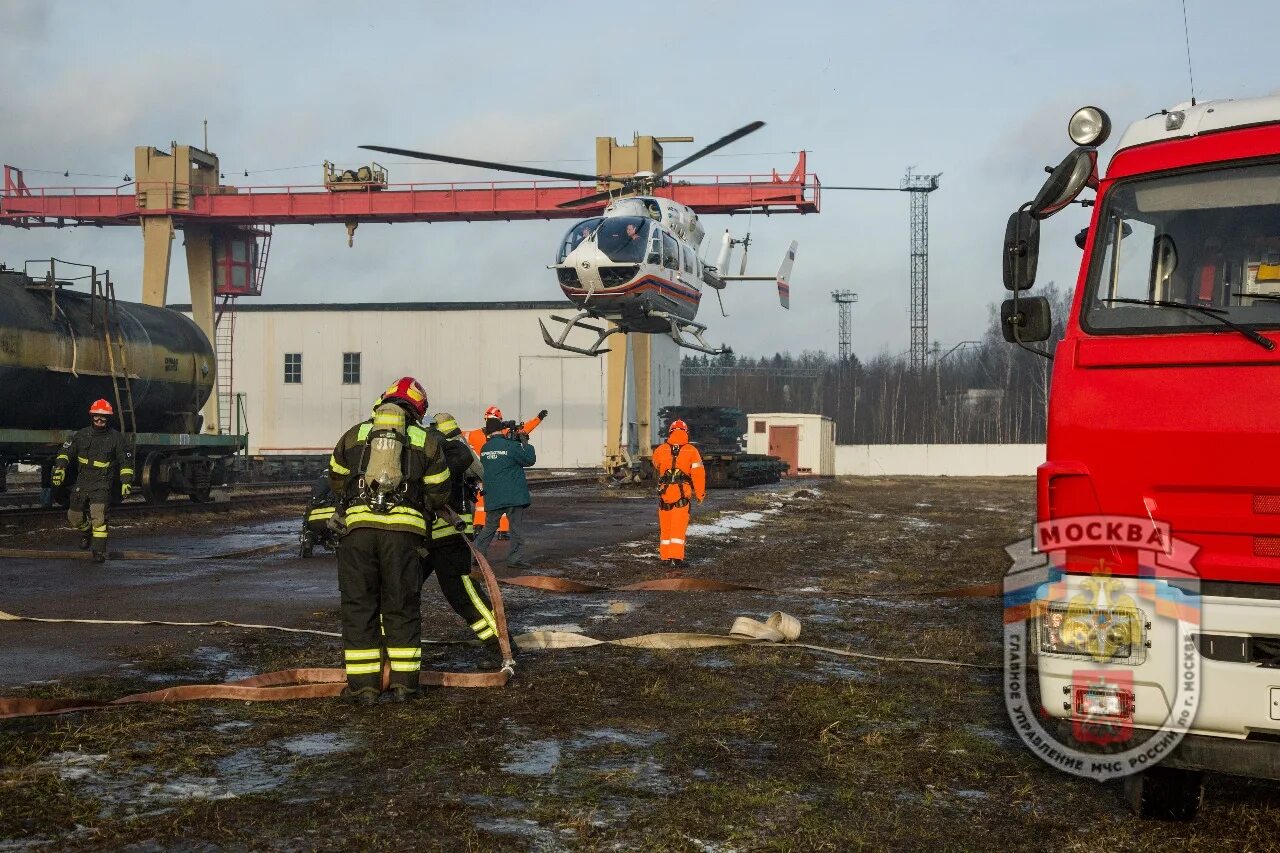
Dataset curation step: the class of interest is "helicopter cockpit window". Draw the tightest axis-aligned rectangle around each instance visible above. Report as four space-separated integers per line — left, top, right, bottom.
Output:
643 199 662 221
556 217 603 263
595 216 650 263
662 233 680 270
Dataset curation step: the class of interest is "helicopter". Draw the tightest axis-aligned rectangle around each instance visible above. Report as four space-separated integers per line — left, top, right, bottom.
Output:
362 121 797 356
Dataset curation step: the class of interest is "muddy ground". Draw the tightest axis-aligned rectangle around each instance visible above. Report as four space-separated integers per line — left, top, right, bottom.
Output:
3 478 1280 851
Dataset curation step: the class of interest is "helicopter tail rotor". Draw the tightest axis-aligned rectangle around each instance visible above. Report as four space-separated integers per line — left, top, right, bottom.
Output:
776 241 797 309
715 239 798 310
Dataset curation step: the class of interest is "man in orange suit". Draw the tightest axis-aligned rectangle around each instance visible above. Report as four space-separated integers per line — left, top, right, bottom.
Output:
651 418 706 566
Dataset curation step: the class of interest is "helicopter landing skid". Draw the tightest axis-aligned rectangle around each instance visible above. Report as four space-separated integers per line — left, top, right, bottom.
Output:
539 310 732 357
649 311 733 356
539 311 624 357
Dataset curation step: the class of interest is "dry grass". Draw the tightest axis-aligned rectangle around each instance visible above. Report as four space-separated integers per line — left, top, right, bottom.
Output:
3 478 1280 850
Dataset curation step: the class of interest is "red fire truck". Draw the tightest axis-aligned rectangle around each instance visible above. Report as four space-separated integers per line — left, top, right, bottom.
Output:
1004 97 1280 820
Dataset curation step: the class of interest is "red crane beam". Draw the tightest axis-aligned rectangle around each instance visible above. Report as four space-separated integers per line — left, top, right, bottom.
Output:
1 166 819 228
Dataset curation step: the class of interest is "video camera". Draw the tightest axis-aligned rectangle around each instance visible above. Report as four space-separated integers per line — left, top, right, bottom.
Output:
496 420 529 441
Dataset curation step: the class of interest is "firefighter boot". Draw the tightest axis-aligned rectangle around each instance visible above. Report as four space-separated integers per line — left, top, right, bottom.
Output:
385 683 421 703
340 686 380 706
92 550 106 564
79 532 91 550
385 670 422 702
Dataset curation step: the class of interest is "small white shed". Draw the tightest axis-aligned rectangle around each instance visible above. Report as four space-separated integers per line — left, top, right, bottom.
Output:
745 413 835 477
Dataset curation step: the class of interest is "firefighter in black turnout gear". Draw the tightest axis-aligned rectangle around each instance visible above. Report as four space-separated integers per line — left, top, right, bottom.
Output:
327 377 452 704
425 412 501 647
52 399 134 563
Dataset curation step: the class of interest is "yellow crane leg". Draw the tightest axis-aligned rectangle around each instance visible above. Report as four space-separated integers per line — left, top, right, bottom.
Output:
183 226 219 434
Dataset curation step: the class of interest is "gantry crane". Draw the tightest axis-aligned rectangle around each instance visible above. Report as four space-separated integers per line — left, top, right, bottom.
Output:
2 137 820 472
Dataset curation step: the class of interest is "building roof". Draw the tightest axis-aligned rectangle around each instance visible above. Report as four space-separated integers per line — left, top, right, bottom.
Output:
168 300 567 313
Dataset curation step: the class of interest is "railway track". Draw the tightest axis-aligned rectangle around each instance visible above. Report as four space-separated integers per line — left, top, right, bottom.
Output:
0 484 311 526
0 474 604 527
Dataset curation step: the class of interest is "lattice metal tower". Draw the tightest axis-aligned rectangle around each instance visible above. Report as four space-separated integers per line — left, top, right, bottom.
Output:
902 168 941 371
831 289 859 363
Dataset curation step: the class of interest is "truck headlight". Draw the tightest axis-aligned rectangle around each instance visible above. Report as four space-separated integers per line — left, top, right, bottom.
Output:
1068 106 1112 147
1036 602 1147 665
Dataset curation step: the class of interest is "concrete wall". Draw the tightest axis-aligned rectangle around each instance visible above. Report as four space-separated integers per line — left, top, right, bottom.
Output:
204 303 680 468
835 444 1044 476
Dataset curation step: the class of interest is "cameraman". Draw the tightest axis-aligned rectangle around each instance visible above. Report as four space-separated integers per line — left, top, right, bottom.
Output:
473 416 537 569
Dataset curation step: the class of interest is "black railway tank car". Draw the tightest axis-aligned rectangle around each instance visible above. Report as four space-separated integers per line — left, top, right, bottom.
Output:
0 266 214 432
0 263 245 503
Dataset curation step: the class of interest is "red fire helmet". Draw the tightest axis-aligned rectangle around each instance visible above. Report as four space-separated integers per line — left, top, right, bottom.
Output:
89 399 114 416
380 377 428 420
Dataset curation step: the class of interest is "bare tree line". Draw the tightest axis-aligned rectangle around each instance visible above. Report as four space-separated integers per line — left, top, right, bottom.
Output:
681 284 1071 444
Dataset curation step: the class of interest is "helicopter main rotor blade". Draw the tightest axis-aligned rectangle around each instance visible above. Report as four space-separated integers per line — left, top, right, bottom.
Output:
359 145 605 184
655 120 765 181
557 184 634 209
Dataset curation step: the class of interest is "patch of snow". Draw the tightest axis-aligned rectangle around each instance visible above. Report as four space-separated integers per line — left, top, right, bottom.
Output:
688 510 766 536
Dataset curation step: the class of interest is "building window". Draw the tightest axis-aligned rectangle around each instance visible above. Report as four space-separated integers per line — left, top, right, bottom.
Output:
342 352 361 385
284 353 302 384
754 421 766 433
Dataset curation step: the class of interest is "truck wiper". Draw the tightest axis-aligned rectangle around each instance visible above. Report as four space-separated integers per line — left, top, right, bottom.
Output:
1101 297 1276 350
1231 290 1280 303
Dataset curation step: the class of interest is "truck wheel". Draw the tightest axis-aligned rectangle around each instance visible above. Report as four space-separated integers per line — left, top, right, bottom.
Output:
1124 767 1204 821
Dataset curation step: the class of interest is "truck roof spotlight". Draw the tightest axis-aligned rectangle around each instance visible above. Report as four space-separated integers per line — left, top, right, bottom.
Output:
1069 106 1112 147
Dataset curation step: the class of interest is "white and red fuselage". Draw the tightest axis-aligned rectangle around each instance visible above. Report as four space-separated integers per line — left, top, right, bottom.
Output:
553 196 710 333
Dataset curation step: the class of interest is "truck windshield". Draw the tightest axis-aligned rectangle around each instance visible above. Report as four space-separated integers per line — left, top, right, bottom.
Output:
1083 161 1280 335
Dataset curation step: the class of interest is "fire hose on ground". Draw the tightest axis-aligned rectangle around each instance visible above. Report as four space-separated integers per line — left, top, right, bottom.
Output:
0 509 1003 719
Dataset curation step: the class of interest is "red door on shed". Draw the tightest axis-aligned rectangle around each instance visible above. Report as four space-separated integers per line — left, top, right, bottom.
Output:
768 425 799 477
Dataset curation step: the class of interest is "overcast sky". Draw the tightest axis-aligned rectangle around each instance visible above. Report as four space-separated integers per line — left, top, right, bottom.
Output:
3 0 1278 361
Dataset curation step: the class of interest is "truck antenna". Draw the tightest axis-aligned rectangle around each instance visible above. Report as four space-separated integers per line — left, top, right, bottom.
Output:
1182 0 1197 106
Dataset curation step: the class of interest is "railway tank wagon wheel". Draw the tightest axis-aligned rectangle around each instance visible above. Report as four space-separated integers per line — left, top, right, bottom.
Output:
139 452 171 504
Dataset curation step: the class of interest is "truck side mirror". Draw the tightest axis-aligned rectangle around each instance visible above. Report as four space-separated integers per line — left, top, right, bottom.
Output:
1003 210 1040 290
1030 147 1097 220
1001 296 1052 343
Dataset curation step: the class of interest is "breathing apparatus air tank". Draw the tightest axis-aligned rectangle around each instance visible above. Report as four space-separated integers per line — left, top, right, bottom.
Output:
359 402 409 512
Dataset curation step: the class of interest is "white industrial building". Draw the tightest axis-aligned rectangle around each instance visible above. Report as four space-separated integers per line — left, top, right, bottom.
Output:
182 302 680 468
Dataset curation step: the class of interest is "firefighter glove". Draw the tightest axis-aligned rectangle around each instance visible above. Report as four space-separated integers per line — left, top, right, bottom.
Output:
326 512 349 537
537 409 548 420
50 468 65 487
121 483 132 498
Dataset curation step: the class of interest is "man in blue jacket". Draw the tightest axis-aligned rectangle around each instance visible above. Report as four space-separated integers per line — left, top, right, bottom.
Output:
474 418 536 568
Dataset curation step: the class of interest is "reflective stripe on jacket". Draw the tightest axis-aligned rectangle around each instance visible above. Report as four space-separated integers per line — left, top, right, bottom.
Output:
54 426 134 496
430 429 482 542
327 417 451 536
